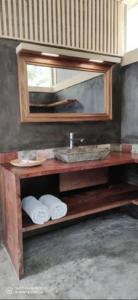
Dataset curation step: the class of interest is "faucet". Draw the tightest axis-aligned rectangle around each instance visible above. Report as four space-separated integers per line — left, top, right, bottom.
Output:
69 132 84 149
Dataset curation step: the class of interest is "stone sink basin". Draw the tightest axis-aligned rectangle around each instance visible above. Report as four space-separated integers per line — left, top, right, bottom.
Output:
55 145 110 163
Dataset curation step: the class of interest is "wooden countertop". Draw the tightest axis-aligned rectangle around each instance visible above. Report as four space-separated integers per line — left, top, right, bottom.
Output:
1 152 138 179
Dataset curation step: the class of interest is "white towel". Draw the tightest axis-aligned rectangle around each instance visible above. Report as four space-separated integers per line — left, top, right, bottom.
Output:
39 194 67 220
22 196 50 225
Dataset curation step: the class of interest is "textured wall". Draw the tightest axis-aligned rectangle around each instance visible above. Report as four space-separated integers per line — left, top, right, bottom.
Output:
55 75 104 113
0 39 121 152
121 62 138 186
121 63 138 143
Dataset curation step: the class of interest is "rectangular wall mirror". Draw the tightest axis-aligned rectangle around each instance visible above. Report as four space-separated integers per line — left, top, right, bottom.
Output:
17 53 113 122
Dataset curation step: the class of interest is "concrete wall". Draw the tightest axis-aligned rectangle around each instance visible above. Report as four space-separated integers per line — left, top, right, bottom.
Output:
121 62 138 185
121 62 138 143
55 75 104 113
0 39 121 152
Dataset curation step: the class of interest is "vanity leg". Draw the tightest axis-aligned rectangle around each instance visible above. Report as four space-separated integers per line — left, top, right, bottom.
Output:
1 168 24 279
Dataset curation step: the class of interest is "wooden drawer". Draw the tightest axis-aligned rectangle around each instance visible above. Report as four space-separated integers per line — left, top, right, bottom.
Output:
59 168 108 192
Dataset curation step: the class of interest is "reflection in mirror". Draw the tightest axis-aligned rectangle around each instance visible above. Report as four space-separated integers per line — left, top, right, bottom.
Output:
17 53 112 122
27 65 105 114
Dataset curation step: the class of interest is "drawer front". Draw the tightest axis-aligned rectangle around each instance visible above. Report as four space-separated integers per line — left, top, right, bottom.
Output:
59 168 108 192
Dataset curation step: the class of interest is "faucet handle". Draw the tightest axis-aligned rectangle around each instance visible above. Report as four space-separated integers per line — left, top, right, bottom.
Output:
80 138 84 144
69 132 74 138
69 132 74 149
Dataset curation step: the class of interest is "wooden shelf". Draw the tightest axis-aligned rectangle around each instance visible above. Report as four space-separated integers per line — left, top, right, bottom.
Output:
30 99 78 108
22 184 138 233
3 151 138 279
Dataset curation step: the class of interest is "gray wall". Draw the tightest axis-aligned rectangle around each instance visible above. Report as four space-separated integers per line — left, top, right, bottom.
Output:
0 39 121 152
121 63 138 185
56 75 104 113
121 62 138 143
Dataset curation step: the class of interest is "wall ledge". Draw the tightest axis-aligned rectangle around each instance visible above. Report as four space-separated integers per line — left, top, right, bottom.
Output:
121 49 138 66
16 43 122 64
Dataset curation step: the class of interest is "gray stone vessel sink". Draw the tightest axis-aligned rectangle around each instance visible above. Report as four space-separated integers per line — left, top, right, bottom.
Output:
55 146 110 163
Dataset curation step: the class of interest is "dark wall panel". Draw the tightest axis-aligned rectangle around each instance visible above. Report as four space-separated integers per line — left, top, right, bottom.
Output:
56 75 104 113
121 63 138 186
121 63 138 143
0 39 121 152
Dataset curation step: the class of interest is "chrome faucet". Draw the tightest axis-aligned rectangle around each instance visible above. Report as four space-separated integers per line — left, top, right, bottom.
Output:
69 132 84 149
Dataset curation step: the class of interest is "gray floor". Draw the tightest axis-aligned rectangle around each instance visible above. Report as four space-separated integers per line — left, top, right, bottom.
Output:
0 208 138 299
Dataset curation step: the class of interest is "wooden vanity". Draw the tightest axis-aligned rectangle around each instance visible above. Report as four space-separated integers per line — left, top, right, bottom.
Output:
1 152 138 279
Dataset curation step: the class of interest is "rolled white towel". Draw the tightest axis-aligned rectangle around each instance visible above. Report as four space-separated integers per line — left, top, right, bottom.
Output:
39 194 67 220
22 196 50 225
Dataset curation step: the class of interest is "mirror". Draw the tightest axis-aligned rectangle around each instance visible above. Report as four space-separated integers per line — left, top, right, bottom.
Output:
17 53 112 122
28 65 105 114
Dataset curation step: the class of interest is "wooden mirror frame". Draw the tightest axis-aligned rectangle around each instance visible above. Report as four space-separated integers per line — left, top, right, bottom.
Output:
17 52 113 122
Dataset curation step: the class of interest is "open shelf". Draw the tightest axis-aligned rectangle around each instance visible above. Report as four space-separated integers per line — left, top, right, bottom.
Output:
22 184 138 233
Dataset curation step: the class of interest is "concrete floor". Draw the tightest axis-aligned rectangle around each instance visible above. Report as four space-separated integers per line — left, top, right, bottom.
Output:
0 208 138 299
